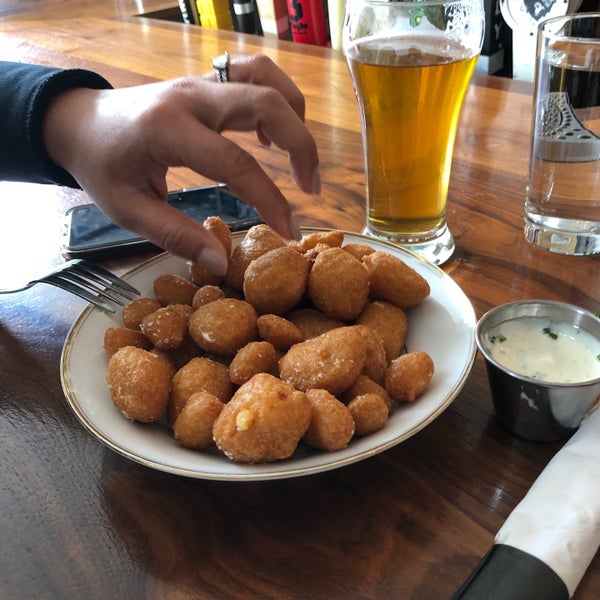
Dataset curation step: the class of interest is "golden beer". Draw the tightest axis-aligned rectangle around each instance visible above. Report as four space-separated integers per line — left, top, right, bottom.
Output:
347 36 477 241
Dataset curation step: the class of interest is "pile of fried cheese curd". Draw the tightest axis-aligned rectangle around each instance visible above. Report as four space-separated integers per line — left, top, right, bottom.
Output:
104 221 435 464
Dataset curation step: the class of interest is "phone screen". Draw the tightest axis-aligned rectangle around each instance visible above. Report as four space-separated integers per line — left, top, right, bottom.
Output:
63 185 262 259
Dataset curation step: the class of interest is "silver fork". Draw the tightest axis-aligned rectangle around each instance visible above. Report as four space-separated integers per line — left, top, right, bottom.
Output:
0 259 140 313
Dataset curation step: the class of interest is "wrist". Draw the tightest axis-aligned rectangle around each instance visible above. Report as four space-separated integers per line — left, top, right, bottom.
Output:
35 67 112 187
43 86 99 174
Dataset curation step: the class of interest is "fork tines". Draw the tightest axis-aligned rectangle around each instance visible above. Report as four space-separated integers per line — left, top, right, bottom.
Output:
46 259 140 313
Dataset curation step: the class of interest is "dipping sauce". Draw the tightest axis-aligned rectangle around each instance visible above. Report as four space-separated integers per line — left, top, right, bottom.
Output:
485 317 600 384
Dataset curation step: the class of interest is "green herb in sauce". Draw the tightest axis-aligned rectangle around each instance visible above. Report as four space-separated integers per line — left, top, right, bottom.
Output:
543 327 558 340
490 334 507 343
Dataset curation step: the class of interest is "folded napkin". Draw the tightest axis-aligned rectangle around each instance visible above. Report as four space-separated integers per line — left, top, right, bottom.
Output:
454 406 600 599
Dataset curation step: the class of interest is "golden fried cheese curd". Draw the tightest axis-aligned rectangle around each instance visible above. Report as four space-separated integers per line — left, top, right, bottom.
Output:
302 243 335 266
189 297 257 356
225 224 286 291
302 389 355 451
191 284 225 309
106 346 173 423
362 251 430 308
343 374 392 410
103 327 150 358
353 324 387 385
189 262 222 287
204 215 233 256
243 246 309 315
140 306 187 351
149 348 178 380
279 326 366 396
293 229 344 252
168 303 194 323
153 273 198 306
166 332 203 370
164 305 199 366
287 308 344 340
229 341 277 386
162 304 197 365
307 247 370 321
256 314 303 350
357 301 408 363
385 351 434 403
213 372 311 463
168 356 232 423
347 393 389 436
173 391 224 450
187 218 231 286
122 297 161 331
342 243 375 262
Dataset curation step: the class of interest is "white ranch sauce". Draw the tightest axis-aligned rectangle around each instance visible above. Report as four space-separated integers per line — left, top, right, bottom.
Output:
485 317 600 384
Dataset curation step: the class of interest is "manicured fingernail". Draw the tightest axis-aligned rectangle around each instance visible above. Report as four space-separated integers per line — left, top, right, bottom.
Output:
288 215 302 241
196 247 228 276
312 167 321 196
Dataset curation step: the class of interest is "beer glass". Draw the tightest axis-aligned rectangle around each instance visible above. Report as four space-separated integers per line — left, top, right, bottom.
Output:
343 0 484 264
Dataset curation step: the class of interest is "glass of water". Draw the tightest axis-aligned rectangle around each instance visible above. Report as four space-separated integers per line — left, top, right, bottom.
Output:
525 13 600 256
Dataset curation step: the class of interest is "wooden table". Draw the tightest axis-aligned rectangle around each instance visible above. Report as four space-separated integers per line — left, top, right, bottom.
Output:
1 4 598 598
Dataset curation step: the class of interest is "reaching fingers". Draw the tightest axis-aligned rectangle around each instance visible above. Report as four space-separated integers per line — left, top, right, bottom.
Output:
205 54 306 121
149 109 302 240
157 78 319 197
204 54 312 155
100 188 231 275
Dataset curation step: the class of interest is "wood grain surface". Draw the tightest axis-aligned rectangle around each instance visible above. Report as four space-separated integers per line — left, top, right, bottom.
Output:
0 2 598 599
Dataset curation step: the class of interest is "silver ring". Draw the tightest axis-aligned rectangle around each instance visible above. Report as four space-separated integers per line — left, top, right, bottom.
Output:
212 51 230 83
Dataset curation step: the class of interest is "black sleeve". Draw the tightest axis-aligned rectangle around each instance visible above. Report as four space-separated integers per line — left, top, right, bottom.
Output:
0 61 112 187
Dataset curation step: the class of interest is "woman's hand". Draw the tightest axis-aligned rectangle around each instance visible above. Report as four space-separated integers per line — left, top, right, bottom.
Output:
43 55 320 274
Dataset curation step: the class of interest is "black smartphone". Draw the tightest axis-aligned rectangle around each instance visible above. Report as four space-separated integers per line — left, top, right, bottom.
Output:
61 184 263 260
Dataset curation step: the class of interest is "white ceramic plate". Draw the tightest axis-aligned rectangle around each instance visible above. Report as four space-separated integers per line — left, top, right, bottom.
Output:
61 230 476 481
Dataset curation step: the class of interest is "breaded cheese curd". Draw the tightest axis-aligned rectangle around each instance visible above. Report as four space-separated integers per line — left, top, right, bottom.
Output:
213 373 311 463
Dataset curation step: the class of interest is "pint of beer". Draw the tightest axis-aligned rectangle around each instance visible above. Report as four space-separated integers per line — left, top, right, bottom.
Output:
343 0 484 264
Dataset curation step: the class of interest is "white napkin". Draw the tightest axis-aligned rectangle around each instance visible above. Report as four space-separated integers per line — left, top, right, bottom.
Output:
495 406 600 597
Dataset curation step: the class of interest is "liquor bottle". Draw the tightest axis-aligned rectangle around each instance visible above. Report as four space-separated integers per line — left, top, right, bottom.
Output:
232 0 263 35
196 0 235 29
178 0 201 24
286 0 328 46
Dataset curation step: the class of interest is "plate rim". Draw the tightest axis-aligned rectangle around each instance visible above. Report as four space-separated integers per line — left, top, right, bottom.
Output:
61 228 477 481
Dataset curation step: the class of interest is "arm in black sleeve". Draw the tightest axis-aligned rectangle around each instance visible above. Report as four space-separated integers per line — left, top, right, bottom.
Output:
0 61 112 187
